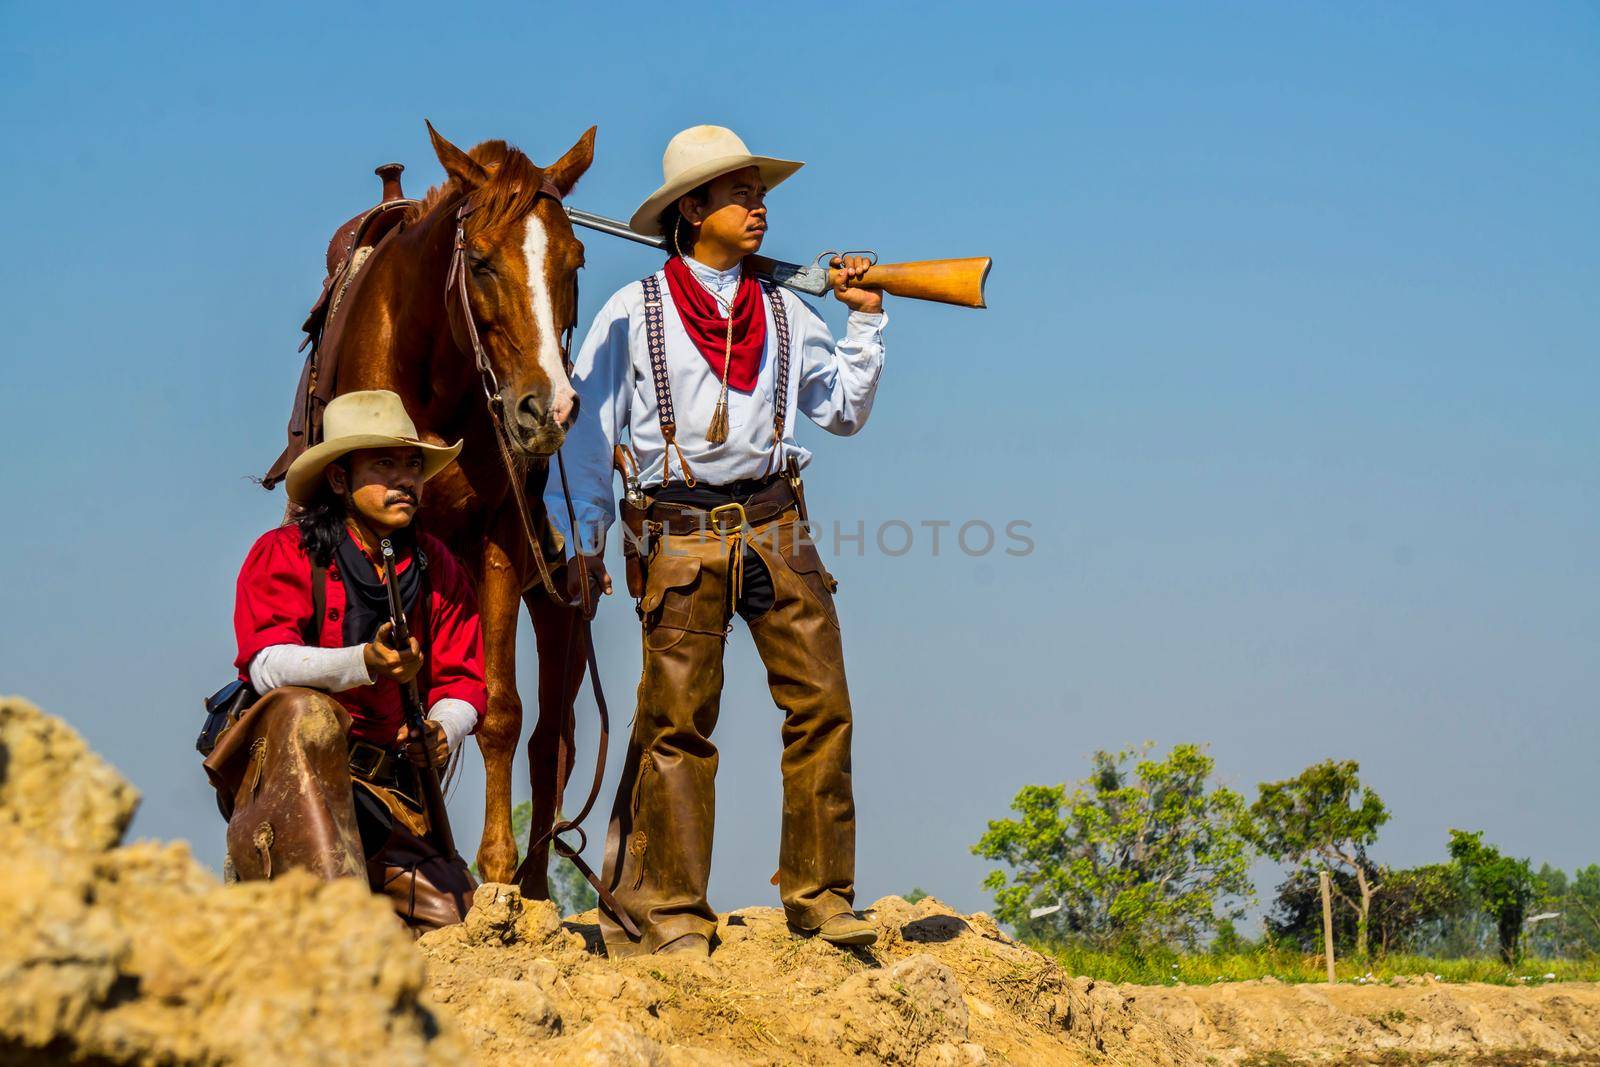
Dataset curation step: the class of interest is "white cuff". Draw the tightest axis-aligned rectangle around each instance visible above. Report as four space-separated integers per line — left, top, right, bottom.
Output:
845 309 887 341
427 698 479 754
248 644 371 694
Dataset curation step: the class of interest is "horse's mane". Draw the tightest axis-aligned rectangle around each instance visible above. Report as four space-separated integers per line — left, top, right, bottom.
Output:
409 140 548 232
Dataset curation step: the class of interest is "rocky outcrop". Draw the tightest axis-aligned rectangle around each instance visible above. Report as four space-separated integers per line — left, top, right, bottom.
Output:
0 695 467 1067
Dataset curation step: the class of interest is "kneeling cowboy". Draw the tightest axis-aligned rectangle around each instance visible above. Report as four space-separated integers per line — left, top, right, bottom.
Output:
549 126 887 957
205 390 483 932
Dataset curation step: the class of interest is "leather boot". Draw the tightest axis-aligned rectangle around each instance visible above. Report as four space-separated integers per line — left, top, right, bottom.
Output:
812 912 878 947
657 932 712 957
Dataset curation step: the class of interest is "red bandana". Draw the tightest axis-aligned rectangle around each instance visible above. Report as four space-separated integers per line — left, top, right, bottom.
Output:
662 255 767 393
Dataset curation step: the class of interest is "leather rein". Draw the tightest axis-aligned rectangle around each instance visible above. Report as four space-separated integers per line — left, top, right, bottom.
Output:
444 183 640 938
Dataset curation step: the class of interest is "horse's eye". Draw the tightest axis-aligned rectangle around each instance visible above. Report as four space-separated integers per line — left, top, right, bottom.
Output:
468 254 494 276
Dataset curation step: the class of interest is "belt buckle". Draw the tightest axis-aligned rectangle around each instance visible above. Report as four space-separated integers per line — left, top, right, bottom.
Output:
707 501 748 535
349 741 388 781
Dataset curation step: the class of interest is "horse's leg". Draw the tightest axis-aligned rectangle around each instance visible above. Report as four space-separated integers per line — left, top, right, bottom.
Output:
473 535 525 885
518 586 584 901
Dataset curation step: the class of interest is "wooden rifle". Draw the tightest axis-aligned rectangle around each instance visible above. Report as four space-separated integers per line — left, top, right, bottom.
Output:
565 207 992 309
379 538 457 859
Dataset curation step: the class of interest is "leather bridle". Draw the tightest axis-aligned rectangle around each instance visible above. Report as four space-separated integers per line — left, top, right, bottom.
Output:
445 181 640 938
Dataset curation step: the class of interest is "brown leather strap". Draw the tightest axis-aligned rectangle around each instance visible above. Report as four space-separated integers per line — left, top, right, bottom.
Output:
445 190 565 601
545 616 638 939
645 477 798 534
439 182 631 934
514 448 640 939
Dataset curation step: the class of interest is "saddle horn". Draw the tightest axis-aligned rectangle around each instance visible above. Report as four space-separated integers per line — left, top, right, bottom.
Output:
375 162 406 202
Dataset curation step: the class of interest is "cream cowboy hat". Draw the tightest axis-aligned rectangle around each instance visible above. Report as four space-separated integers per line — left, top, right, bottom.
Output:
286 390 462 505
628 125 804 237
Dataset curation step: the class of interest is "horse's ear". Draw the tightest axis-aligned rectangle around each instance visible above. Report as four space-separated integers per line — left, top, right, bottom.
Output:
427 120 488 189
545 126 597 198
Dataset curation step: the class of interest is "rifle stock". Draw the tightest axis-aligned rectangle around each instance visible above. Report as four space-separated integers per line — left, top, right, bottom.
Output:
833 257 992 309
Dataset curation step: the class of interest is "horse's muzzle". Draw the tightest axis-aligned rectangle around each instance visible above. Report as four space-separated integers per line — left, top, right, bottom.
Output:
509 389 576 457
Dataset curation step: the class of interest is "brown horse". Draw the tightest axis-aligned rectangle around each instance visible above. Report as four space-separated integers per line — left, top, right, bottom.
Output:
317 123 595 891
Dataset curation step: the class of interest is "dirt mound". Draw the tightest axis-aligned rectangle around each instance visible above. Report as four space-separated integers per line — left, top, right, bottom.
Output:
10 695 1593 1067
0 695 468 1066
1129 979 1600 1065
421 885 1205 1065
0 696 1205 1067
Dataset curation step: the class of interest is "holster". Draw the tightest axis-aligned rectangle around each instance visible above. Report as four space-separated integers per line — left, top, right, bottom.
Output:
783 457 810 524
618 495 650 600
196 678 257 759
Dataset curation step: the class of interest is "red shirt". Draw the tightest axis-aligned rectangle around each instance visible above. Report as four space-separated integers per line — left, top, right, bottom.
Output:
234 524 487 745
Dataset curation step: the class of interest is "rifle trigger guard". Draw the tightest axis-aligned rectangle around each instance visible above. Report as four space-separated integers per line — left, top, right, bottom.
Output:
813 249 878 268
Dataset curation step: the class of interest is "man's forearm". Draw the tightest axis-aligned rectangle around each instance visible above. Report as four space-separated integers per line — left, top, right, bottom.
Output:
248 643 371 694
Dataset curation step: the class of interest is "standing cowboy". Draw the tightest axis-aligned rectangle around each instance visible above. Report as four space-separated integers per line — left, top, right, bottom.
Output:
548 125 886 957
208 389 483 933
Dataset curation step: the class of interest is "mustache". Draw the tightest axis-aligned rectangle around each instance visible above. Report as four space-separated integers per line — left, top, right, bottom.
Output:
384 490 418 506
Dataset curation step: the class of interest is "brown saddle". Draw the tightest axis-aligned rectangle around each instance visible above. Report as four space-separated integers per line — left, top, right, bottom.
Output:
263 163 417 490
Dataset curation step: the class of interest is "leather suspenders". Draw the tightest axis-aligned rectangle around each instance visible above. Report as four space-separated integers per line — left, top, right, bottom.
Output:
639 272 792 485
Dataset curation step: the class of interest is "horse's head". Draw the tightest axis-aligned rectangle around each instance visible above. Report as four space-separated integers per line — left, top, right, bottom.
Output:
427 122 595 457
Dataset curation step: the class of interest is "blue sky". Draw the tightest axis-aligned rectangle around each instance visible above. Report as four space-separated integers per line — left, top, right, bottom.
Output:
2 2 1595 921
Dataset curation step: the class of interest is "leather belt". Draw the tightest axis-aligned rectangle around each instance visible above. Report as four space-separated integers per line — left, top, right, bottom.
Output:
645 477 798 535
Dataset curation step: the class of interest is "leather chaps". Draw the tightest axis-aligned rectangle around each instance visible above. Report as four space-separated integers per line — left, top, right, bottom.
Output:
203 686 475 935
599 512 857 954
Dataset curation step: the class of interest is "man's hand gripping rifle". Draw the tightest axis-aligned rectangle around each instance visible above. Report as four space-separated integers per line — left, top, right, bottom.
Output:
379 538 458 859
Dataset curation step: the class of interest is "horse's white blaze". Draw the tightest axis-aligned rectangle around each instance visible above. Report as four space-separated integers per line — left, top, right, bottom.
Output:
521 214 578 425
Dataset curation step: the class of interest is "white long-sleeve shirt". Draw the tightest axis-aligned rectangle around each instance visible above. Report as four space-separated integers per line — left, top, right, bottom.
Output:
546 256 886 554
247 644 478 754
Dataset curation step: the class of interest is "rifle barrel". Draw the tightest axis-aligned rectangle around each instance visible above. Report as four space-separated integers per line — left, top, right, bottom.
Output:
565 208 665 251
564 207 831 297
378 539 456 858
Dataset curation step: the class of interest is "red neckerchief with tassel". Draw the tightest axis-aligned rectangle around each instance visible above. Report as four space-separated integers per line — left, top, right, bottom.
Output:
662 255 767 443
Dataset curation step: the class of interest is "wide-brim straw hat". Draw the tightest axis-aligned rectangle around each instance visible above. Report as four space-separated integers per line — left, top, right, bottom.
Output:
286 390 462 505
628 125 803 237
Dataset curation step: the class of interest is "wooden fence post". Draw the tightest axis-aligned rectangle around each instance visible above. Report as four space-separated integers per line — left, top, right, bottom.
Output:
1320 869 1337 984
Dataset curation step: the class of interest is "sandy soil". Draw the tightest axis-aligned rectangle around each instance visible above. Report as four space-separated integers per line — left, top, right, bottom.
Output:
1129 978 1600 1066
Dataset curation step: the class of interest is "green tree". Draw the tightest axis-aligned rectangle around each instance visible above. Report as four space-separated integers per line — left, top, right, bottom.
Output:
1448 829 1538 964
1249 760 1389 960
1267 862 1467 956
1209 917 1253 956
972 743 1254 950
1530 864 1600 959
